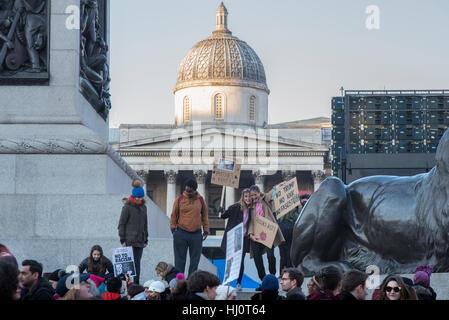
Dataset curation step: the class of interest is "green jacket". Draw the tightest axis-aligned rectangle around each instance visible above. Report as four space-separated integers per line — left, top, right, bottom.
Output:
118 200 148 248
278 206 301 224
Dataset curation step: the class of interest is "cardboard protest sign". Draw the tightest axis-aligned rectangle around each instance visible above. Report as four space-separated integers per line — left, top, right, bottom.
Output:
211 158 241 189
223 223 244 285
273 177 301 219
253 215 278 249
112 247 136 277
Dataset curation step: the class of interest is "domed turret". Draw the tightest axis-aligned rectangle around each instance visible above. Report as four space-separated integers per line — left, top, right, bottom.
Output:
174 3 269 127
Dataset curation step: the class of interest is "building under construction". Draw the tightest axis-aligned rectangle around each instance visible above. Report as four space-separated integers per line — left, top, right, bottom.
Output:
332 90 449 183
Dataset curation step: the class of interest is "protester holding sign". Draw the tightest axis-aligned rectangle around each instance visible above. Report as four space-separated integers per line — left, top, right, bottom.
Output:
219 188 252 289
247 185 285 282
118 179 149 285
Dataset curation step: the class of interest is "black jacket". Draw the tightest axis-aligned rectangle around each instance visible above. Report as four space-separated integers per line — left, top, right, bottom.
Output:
78 256 114 279
413 284 437 300
286 287 305 300
220 203 250 253
21 278 54 301
118 201 149 248
341 291 359 301
165 266 182 283
187 293 207 301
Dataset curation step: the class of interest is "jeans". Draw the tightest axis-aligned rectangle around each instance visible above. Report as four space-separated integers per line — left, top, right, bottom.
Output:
251 240 277 281
173 227 203 277
237 236 251 284
132 246 144 285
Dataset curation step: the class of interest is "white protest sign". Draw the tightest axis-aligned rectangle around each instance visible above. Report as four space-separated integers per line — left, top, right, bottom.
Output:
112 247 136 277
223 223 244 285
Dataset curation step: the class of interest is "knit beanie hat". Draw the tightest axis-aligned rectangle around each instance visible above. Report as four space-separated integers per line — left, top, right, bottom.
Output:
131 180 145 198
48 269 65 282
261 274 279 291
56 273 91 298
414 271 430 287
414 264 432 287
89 274 105 288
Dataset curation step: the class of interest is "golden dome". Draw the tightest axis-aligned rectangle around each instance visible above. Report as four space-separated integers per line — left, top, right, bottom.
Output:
174 3 269 94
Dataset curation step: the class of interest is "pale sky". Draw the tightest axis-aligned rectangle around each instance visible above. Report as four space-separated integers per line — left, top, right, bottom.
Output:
109 0 449 128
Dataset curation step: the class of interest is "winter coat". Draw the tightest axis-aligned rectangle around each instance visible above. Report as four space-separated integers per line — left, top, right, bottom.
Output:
413 284 437 300
118 199 149 248
307 289 342 301
187 292 208 300
78 257 114 279
251 290 282 301
170 191 209 233
164 266 182 283
220 202 251 253
341 291 359 301
247 192 285 258
21 278 55 301
286 287 305 300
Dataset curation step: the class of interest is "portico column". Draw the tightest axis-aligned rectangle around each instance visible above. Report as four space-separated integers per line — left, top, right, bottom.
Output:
252 170 265 193
165 170 178 217
225 186 236 209
312 170 326 192
194 170 207 199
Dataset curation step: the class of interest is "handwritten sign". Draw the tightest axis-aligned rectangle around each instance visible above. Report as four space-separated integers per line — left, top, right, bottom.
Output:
223 223 244 285
253 215 278 249
112 247 136 277
273 177 301 219
211 158 241 189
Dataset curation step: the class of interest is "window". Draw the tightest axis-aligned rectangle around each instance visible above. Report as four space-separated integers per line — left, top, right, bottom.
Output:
183 96 191 122
249 96 256 122
214 94 224 120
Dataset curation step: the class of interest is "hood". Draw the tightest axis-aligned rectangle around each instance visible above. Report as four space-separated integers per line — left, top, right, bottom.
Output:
413 285 432 296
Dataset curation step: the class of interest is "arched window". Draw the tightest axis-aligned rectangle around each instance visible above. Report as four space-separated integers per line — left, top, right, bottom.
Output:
249 96 256 122
214 94 224 120
183 96 191 123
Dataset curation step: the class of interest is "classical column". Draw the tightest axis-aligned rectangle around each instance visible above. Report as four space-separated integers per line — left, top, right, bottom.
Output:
225 186 236 209
252 170 265 193
312 170 326 192
165 170 178 217
136 170 149 184
194 170 207 199
281 170 296 182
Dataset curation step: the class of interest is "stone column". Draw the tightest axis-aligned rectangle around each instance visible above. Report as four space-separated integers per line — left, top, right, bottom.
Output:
225 186 236 209
136 170 149 183
312 170 326 192
194 170 207 199
165 170 178 217
252 170 265 193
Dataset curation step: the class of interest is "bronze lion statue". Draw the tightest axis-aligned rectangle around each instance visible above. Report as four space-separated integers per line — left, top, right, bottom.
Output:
291 129 449 275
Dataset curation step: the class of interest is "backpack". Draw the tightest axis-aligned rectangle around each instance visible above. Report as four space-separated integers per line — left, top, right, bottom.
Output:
175 194 205 225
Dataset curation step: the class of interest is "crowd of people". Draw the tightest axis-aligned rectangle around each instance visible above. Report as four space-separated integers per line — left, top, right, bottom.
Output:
0 177 439 301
